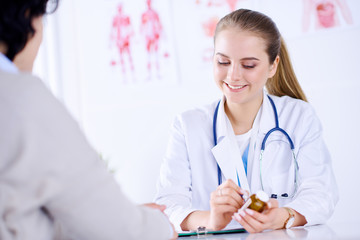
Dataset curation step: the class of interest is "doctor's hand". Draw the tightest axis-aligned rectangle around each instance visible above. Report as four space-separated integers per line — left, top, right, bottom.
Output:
232 199 289 233
209 179 248 230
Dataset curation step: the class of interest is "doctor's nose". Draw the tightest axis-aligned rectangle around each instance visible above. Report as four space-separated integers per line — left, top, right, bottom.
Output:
227 64 242 82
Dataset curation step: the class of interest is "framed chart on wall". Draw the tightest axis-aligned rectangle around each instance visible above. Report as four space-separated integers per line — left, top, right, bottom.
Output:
71 0 180 107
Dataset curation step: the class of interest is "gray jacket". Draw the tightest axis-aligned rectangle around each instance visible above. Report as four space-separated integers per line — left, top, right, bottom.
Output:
0 70 171 240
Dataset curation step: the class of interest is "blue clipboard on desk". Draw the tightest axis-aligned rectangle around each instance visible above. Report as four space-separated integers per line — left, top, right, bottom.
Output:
178 226 246 237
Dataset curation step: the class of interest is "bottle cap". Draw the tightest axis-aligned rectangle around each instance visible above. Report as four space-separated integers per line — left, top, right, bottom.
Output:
256 190 269 202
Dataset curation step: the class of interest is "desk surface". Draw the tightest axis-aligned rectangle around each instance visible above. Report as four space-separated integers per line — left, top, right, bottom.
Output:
178 222 360 240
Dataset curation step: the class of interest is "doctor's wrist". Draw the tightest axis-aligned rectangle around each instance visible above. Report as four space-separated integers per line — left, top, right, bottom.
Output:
273 208 291 230
180 210 211 231
280 207 307 229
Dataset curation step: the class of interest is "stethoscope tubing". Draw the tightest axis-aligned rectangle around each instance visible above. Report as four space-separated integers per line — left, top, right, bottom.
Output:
213 100 221 185
213 95 298 199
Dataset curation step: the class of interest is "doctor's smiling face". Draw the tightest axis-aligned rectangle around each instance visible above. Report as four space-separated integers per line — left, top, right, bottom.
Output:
213 28 279 106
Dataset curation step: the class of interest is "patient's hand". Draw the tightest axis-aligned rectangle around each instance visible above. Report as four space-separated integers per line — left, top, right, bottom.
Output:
142 203 166 212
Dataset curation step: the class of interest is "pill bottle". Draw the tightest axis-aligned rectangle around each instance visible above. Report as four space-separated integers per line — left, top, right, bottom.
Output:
248 190 269 213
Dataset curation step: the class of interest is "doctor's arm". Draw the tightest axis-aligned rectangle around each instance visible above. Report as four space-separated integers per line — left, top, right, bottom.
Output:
285 107 339 226
155 116 196 231
156 116 246 231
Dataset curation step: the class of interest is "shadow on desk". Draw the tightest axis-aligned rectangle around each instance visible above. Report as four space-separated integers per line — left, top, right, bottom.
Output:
178 224 337 240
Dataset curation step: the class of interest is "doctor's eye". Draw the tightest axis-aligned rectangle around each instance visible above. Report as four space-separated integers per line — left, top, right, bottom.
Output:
243 65 255 69
217 61 230 66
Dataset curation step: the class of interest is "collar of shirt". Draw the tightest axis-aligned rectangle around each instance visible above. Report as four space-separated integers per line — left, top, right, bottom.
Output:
0 52 18 73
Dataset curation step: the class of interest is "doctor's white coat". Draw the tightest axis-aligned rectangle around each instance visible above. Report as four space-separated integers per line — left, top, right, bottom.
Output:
155 93 338 231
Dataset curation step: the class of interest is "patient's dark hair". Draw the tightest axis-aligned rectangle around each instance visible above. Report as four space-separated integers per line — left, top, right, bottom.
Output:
0 0 59 61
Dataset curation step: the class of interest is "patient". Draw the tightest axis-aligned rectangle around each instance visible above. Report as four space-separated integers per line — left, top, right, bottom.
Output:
0 0 176 239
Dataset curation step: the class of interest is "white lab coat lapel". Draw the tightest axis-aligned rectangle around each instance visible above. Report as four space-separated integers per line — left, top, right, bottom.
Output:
248 93 276 193
245 104 262 191
211 97 250 191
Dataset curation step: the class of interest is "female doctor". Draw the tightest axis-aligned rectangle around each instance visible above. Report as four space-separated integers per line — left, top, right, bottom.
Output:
155 9 338 233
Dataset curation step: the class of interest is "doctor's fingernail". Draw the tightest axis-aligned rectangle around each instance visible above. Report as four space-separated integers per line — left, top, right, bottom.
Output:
239 210 245 217
245 209 254 215
234 213 242 221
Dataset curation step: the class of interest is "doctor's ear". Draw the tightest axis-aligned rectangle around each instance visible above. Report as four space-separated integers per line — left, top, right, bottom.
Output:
268 56 280 78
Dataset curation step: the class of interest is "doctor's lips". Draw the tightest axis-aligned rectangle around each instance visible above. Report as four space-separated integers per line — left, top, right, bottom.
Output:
225 82 248 90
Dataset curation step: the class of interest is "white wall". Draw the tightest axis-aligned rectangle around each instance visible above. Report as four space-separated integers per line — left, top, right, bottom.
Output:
34 0 360 226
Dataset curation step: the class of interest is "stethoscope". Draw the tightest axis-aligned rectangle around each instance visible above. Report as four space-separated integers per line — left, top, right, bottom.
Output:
213 95 299 199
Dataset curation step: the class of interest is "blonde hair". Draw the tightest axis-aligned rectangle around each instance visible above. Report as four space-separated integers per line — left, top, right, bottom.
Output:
214 9 308 102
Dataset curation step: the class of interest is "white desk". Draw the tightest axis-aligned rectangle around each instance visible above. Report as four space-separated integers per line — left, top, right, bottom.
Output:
178 222 360 239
